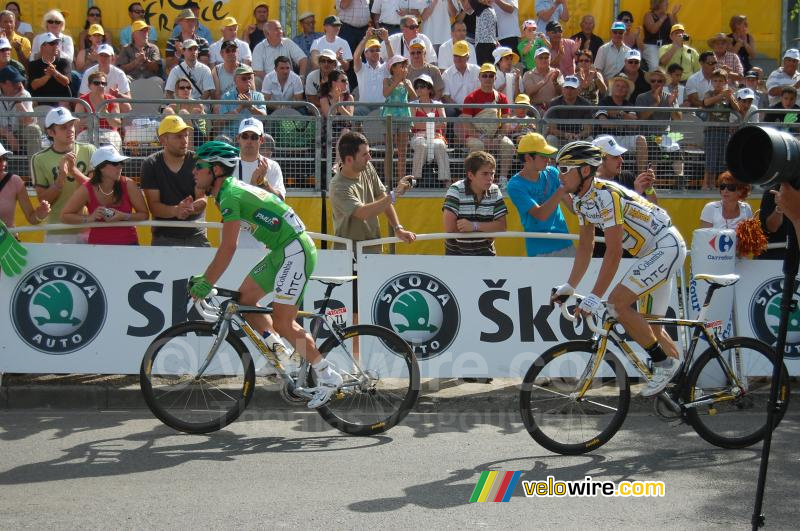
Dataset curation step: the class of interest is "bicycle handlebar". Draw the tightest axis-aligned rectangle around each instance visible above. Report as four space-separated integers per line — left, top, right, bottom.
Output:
554 293 606 336
195 289 220 322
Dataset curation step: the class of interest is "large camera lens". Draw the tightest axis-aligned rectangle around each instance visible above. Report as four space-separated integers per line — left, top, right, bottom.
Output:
727 125 800 187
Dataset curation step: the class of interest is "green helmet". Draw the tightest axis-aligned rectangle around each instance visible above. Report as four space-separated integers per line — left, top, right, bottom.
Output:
556 141 603 168
195 140 240 169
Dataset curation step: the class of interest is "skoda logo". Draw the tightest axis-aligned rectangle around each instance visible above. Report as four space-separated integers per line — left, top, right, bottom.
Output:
749 276 800 358
372 272 460 360
10 262 107 355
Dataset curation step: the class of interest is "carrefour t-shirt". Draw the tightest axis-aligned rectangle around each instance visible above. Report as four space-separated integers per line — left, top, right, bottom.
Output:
506 166 572 256
216 176 305 249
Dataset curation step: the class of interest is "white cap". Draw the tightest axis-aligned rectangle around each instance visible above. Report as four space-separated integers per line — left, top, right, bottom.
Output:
238 117 264 136
0 38 10 50
45 107 78 128
90 145 129 169
784 48 800 61
625 49 642 61
0 142 12 157
492 46 515 64
318 48 337 61
534 46 550 57
413 73 434 87
736 87 756 100
408 37 426 49
592 134 628 156
562 75 580 89
42 32 61 44
97 43 114 56
522 19 537 31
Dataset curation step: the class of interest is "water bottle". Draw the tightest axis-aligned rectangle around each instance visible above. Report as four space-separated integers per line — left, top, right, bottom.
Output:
262 330 301 365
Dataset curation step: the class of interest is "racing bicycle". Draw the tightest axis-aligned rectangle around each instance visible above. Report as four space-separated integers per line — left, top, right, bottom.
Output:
140 276 420 435
519 273 790 455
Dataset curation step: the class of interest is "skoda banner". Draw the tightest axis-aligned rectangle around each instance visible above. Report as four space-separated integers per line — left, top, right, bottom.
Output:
0 244 353 373
358 254 683 378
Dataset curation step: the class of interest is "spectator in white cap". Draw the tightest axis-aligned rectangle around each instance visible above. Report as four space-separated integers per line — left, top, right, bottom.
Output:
310 15 352 71
165 39 214 100
209 16 252 67
545 20 577 75
617 48 649 102
766 49 800 106
78 44 132 111
30 9 73 62
382 14 436 64
594 21 631 80
733 87 759 122
60 145 149 246
407 36 444 99
742 69 766 108
518 19 549 71
306 48 350 108
0 37 22 79
28 32 71 103
492 45 519 101
535 0 569 33
352 30 391 112
292 12 323 57
261 55 304 105
0 66 40 157
438 21 476 71
522 46 563 110
597 73 649 172
593 134 656 202
546 74 592 147
410 73 450 186
32 107 97 243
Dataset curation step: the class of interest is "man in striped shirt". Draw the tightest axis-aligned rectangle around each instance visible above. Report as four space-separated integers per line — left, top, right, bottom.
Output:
442 151 508 255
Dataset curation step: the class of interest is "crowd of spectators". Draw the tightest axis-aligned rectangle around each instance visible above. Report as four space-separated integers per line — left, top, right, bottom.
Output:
0 2 793 260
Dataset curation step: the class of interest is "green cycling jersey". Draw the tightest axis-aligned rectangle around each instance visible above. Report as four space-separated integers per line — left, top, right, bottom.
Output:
216 176 306 249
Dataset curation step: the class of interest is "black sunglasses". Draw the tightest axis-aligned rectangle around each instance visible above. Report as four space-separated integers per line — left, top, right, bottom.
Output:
719 183 740 191
240 132 260 140
92 80 107 86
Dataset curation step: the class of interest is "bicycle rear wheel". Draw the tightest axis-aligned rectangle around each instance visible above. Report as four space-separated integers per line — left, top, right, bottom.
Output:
684 336 790 449
312 324 420 435
140 321 256 434
520 340 631 455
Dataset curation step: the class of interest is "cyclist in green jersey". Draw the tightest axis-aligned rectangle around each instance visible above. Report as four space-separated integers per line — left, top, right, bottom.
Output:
187 141 342 408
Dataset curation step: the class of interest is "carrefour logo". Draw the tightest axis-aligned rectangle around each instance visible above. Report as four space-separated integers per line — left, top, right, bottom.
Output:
372 272 460 360
709 234 734 253
10 262 107 355
749 276 800 358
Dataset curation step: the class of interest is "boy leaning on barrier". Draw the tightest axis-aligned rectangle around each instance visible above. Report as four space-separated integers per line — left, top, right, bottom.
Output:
551 141 686 397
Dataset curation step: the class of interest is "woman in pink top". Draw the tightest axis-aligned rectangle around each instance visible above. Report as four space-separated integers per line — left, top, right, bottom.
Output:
60 145 149 245
0 143 50 231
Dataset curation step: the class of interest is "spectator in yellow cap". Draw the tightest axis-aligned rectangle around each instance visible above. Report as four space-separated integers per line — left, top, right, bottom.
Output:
507 132 574 257
209 16 252 66
117 20 161 80
141 115 209 247
78 6 113 55
442 40 480 110
658 23 699 81
508 93 537 139
119 3 158 46
75 23 106 72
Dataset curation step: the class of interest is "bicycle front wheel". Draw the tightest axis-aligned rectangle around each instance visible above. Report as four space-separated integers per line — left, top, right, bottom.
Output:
520 340 631 455
313 324 420 435
140 321 256 434
684 336 790 449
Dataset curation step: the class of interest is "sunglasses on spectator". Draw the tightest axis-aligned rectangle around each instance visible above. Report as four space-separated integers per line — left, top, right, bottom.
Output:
223 47 237 52
88 12 101 17
240 132 260 140
47 19 63 24
627 60 640 64
319 58 335 64
559 165 581 174
405 24 419 30
650 78 665 84
177 85 192 90
195 162 213 170
91 80 107 86
719 183 739 191
480 73 495 78
131 9 145 14
102 161 122 167
611 30 624 35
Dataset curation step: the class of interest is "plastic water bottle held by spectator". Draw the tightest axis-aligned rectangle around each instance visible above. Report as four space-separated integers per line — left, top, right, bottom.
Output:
426 113 435 162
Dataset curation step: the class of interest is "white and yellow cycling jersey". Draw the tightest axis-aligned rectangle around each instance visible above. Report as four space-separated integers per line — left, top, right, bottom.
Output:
573 178 672 257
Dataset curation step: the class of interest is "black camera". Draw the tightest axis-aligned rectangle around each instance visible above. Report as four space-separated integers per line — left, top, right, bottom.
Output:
727 125 800 188
682 34 691 41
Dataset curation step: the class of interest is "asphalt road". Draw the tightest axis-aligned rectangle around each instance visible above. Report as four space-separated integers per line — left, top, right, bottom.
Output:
1 408 798 529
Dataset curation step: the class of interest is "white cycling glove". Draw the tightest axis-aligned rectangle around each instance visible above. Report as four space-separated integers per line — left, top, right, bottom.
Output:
578 293 603 316
552 283 575 303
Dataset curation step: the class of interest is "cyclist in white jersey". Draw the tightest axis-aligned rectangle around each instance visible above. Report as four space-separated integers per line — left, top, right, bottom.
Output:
551 141 687 396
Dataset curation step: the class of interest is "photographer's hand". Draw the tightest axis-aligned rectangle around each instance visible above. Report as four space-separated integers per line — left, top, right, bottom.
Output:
774 184 800 225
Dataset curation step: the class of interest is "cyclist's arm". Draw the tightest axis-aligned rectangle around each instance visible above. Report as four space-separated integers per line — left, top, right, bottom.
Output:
201 221 240 285
591 224 624 297
567 223 595 287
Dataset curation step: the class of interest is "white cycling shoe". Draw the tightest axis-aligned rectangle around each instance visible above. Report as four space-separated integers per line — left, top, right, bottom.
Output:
640 357 682 397
307 364 343 409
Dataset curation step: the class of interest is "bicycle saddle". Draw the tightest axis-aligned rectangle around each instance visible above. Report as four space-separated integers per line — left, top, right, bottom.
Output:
693 273 740 287
310 275 358 286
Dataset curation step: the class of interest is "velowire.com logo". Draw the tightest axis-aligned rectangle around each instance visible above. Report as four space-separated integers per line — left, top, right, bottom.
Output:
749 276 800 358
11 262 107 355
372 272 459 360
